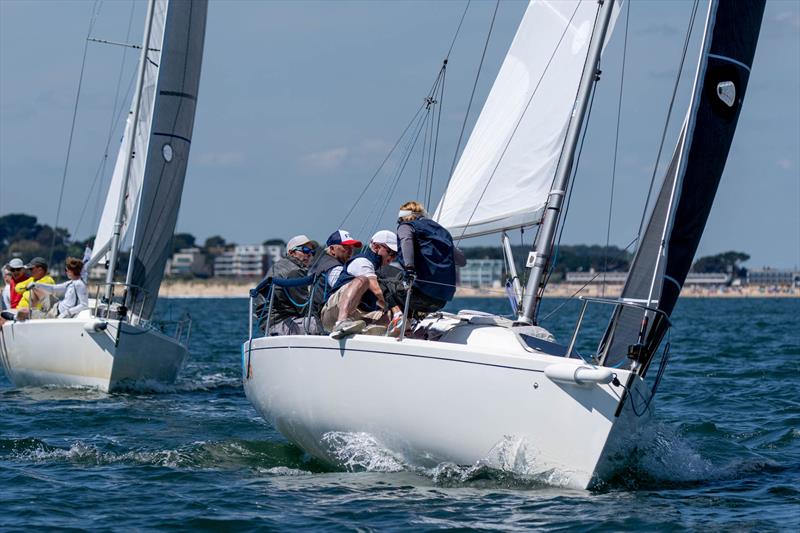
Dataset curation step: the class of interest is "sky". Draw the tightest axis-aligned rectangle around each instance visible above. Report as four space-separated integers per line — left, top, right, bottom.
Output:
0 0 798 269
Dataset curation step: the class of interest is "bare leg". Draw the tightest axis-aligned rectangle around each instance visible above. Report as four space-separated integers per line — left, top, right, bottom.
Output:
336 277 369 322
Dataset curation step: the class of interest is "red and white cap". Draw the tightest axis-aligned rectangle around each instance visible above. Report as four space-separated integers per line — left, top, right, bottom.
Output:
326 230 362 248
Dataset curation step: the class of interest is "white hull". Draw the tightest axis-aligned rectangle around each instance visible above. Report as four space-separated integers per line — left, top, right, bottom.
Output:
243 326 651 489
0 313 188 392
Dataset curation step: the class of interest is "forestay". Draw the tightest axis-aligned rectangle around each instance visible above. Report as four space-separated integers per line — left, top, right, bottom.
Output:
600 0 766 369
434 0 619 239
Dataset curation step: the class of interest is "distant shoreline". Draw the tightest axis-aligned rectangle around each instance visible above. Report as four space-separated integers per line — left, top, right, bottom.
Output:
138 280 799 299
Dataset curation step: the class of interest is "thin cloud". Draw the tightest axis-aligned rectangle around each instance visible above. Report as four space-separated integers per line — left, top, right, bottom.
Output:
775 11 800 30
197 151 246 166
300 147 349 170
776 158 794 170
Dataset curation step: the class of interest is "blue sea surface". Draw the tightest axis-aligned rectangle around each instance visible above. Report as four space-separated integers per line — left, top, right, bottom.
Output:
1 297 798 530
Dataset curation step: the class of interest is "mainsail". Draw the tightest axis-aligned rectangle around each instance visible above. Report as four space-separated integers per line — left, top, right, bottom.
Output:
90 0 207 321
434 0 619 239
600 0 766 370
126 0 207 320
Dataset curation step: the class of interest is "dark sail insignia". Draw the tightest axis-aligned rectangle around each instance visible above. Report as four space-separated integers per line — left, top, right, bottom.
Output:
601 0 766 371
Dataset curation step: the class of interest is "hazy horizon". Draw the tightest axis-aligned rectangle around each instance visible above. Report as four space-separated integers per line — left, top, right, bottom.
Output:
1 0 798 269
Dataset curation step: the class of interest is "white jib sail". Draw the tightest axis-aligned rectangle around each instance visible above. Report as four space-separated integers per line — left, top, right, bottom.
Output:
89 0 167 266
434 0 619 239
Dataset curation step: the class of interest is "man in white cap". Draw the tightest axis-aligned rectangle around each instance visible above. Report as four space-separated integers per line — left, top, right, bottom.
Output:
253 234 319 335
321 230 401 339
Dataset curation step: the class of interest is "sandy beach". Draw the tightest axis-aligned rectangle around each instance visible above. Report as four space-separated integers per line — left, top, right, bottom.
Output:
133 279 799 299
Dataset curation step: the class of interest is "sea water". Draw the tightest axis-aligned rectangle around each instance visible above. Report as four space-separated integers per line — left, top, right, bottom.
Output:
1 298 798 530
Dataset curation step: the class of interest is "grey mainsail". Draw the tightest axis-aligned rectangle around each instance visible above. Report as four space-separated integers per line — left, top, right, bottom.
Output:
600 0 766 370
126 0 207 320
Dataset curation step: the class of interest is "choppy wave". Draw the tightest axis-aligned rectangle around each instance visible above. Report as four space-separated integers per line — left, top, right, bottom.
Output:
110 372 241 394
0 436 328 473
315 423 791 492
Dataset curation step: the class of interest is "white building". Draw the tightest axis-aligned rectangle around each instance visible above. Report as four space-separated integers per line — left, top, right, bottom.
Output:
747 268 800 287
214 245 267 277
459 259 505 288
565 269 732 286
166 247 207 277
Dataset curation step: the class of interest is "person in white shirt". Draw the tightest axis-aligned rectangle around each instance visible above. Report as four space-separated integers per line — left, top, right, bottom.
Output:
27 257 88 318
321 230 401 338
1 265 11 311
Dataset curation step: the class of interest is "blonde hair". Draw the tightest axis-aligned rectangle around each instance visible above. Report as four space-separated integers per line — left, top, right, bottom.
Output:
398 201 426 222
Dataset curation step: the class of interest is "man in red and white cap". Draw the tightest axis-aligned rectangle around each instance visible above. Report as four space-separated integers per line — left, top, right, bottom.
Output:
309 229 362 291
321 230 401 338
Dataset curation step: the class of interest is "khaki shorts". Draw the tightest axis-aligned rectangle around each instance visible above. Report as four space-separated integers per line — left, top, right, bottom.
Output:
321 287 385 332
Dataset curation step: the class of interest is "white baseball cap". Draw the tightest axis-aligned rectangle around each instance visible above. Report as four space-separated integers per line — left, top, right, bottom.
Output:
371 230 398 252
286 234 313 253
7 258 24 269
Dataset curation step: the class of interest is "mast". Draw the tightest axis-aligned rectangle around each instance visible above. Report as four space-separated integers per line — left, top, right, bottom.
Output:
517 0 616 325
104 0 157 302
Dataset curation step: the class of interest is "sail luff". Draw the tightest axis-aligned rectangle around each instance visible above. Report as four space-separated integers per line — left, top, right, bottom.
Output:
640 1 717 314
600 0 767 370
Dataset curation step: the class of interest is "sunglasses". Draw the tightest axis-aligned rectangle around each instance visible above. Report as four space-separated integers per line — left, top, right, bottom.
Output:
9 268 23 272
293 246 316 255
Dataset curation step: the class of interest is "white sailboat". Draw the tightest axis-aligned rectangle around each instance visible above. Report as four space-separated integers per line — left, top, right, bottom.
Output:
242 0 765 489
0 0 208 392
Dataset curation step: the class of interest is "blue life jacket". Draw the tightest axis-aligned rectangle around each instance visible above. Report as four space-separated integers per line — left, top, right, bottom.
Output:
397 217 456 302
330 247 383 310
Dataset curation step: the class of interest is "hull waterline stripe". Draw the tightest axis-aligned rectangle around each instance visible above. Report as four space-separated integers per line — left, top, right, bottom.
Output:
707 53 751 72
247 343 549 374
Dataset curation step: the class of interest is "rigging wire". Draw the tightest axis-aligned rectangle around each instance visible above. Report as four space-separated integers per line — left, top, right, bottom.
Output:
437 0 500 222
445 1 471 61
602 0 631 298
73 0 138 241
341 1 470 233
359 108 429 238
337 103 426 229
635 0 700 239
49 0 102 266
427 66 446 209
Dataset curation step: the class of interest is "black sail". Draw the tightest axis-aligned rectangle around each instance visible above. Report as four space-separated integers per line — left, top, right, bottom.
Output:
601 0 766 370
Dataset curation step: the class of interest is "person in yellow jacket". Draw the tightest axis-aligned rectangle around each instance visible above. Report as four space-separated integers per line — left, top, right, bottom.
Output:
15 257 55 317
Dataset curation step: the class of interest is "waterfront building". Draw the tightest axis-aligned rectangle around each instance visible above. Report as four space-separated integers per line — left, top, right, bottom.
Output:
460 259 505 288
747 268 800 287
214 245 268 277
165 247 207 277
565 269 731 286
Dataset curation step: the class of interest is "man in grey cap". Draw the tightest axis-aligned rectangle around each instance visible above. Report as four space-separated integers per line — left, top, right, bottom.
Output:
252 235 321 335
14 257 55 319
